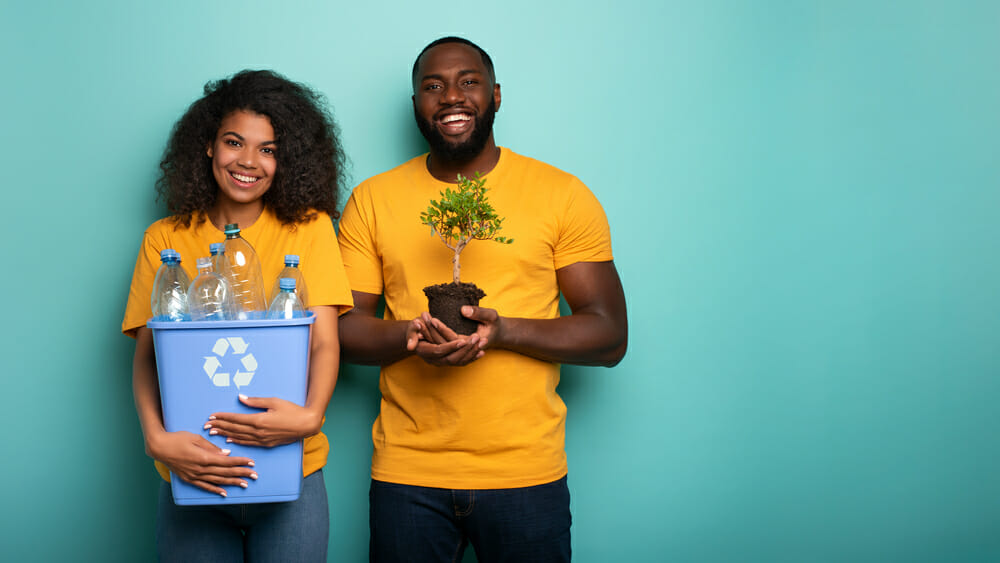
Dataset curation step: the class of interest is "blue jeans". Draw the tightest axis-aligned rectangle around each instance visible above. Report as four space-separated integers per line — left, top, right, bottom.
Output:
369 476 571 563
156 470 328 563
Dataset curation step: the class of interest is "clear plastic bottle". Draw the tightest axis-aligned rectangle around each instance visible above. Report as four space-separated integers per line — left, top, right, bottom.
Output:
269 254 309 308
209 242 232 279
150 249 190 321
187 257 237 321
222 223 266 319
267 278 305 319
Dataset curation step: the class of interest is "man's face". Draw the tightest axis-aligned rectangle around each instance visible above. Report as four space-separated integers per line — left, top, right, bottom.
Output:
412 42 501 162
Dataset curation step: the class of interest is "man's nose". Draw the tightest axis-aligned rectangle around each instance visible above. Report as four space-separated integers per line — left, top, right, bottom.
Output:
442 84 464 104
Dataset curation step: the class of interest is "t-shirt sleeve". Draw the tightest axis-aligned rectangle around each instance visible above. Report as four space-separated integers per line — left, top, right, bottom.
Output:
299 214 354 315
553 178 614 270
338 187 385 296
121 228 164 338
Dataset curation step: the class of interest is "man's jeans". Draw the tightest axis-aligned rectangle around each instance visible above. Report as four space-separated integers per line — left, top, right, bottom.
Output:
156 470 329 562
369 476 571 563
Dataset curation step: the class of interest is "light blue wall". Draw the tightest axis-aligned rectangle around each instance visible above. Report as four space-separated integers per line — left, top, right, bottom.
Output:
2 1 998 561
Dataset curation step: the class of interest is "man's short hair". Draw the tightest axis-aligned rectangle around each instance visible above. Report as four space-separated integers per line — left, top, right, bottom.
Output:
412 36 496 85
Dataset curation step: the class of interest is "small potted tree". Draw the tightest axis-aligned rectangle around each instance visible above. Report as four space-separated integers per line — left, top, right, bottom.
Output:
420 173 513 335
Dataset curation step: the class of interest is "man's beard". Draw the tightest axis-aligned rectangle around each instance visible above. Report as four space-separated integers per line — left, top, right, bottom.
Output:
415 97 497 163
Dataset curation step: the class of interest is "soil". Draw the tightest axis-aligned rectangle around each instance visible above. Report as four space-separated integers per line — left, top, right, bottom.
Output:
423 282 487 335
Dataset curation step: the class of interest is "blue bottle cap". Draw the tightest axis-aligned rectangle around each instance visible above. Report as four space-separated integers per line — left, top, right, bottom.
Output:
284 255 300 266
279 277 296 291
160 249 180 262
210 243 224 255
224 223 240 235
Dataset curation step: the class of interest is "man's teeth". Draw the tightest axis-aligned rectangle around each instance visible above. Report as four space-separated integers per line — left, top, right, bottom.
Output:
441 114 471 123
231 172 258 183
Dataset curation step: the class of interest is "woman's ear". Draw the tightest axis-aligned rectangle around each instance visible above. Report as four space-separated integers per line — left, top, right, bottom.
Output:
206 145 213 158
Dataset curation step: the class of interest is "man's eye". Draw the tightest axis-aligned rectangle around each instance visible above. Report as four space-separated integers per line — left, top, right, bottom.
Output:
425 84 441 90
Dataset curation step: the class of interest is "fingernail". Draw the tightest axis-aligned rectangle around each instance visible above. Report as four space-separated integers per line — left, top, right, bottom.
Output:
226 437 233 443
240 481 248 489
248 460 255 467
219 490 227 498
239 394 248 400
210 429 218 435
209 415 217 420
462 306 472 314
250 472 258 480
203 423 212 429
221 449 231 455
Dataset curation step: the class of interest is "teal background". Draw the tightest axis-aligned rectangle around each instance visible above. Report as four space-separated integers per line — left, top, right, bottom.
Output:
2 1 998 561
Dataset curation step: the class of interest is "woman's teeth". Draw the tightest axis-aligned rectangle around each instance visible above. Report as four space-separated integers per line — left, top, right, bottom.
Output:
231 172 258 183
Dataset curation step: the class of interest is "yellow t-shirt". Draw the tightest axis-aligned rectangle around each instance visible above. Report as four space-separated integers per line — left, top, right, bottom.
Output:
122 208 353 481
339 148 613 489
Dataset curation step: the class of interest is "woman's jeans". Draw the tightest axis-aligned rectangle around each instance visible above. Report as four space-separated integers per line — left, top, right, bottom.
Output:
156 470 328 562
369 475 571 563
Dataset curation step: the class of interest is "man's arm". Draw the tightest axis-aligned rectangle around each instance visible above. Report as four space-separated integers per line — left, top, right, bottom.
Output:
339 291 483 366
428 260 628 367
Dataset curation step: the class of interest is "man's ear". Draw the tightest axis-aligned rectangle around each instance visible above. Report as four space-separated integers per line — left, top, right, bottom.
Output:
494 83 501 111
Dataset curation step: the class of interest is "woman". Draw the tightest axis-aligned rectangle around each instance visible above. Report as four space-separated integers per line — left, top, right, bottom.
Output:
122 69 352 561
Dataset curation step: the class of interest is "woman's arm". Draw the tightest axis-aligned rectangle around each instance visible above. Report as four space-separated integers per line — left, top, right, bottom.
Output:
205 306 339 446
133 327 257 497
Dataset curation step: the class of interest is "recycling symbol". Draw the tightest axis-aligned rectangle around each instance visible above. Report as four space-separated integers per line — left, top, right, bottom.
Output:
202 337 257 389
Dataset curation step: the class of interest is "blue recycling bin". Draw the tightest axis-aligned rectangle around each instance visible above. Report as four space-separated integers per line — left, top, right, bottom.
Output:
148 313 315 505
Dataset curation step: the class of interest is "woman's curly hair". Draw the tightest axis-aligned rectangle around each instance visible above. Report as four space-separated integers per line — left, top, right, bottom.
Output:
156 69 346 227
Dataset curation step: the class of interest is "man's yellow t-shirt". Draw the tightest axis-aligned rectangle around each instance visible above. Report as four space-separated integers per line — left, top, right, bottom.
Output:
122 208 353 481
339 148 613 489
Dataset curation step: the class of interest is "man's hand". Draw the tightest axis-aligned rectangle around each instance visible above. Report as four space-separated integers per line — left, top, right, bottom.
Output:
206 395 323 448
410 312 485 366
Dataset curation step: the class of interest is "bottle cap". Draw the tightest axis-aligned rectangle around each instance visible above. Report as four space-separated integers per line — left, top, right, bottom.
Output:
210 243 224 255
279 277 296 291
160 249 180 262
284 255 300 266
224 223 240 235
196 257 212 269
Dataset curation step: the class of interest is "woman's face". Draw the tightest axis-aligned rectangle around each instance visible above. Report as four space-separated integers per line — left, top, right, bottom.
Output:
207 110 277 207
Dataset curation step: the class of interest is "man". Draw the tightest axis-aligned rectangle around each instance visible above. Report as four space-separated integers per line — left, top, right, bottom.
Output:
338 36 628 562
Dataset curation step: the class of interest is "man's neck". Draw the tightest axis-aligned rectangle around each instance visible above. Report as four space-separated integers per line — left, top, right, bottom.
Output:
426 143 501 183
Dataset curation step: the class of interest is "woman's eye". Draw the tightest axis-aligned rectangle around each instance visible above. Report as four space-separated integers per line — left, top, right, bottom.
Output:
226 139 241 148
261 147 275 155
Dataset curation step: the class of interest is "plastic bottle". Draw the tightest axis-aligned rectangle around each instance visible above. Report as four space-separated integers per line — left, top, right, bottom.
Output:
222 223 266 319
209 242 232 279
269 255 309 308
267 278 305 319
187 257 237 321
150 249 190 321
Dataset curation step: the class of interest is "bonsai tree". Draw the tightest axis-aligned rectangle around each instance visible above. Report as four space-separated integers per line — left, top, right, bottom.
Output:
420 172 513 334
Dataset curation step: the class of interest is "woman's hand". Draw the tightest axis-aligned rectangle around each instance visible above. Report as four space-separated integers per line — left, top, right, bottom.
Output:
147 430 257 497
205 395 322 448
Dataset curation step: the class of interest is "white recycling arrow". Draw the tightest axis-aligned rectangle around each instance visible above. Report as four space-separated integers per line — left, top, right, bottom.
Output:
234 372 253 388
212 338 230 357
228 337 249 355
240 353 258 372
203 356 221 378
213 373 230 387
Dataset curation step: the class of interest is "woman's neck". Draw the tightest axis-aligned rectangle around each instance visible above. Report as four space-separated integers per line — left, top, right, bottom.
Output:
207 200 266 231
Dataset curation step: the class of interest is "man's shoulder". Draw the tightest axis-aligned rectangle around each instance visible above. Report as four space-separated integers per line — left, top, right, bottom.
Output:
354 154 428 192
501 148 583 185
